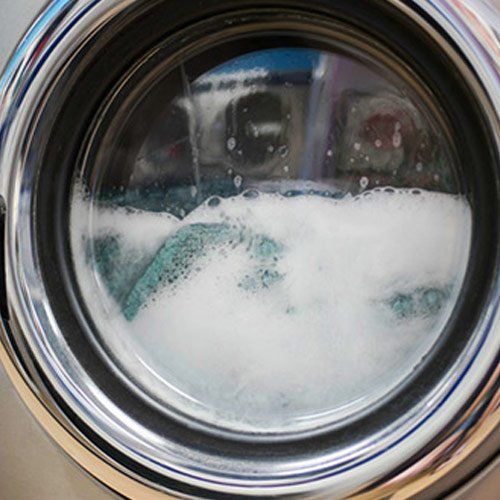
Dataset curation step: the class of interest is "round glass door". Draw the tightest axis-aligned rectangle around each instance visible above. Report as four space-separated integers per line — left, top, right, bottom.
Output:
70 41 471 436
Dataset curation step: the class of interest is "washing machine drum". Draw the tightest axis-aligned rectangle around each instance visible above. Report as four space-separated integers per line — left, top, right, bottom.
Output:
0 0 498 498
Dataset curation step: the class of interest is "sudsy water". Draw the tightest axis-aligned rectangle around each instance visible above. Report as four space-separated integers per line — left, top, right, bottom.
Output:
71 187 471 434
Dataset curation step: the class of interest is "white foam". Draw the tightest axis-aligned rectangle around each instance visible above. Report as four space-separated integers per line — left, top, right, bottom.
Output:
70 188 471 434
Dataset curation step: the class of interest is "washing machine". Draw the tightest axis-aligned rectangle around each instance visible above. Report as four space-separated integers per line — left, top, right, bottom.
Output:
0 0 499 498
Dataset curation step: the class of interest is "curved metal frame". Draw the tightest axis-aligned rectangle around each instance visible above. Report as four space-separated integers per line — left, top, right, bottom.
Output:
0 0 498 498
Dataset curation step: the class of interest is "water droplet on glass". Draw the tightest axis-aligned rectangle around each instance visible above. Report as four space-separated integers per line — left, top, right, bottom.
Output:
234 175 243 189
248 122 259 138
227 137 236 151
278 145 288 157
392 131 402 148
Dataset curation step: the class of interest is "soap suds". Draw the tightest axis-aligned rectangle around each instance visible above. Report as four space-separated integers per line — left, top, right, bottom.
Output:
70 187 471 434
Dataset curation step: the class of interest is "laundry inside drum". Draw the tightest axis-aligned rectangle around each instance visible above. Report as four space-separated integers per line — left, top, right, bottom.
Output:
70 44 472 435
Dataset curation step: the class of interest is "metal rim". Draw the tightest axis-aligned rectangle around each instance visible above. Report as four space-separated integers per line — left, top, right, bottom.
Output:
0 0 498 497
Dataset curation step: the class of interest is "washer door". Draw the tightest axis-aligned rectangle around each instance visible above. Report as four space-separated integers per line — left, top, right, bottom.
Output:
0 1 498 498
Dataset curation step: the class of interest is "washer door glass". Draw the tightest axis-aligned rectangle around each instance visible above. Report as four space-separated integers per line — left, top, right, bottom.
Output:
70 43 471 436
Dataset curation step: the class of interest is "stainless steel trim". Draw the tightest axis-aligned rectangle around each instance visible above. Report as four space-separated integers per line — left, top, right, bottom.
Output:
0 0 498 497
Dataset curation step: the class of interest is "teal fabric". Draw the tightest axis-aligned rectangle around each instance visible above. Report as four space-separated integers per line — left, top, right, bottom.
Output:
122 223 233 320
89 222 448 323
388 287 448 320
88 222 284 321
87 234 153 306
